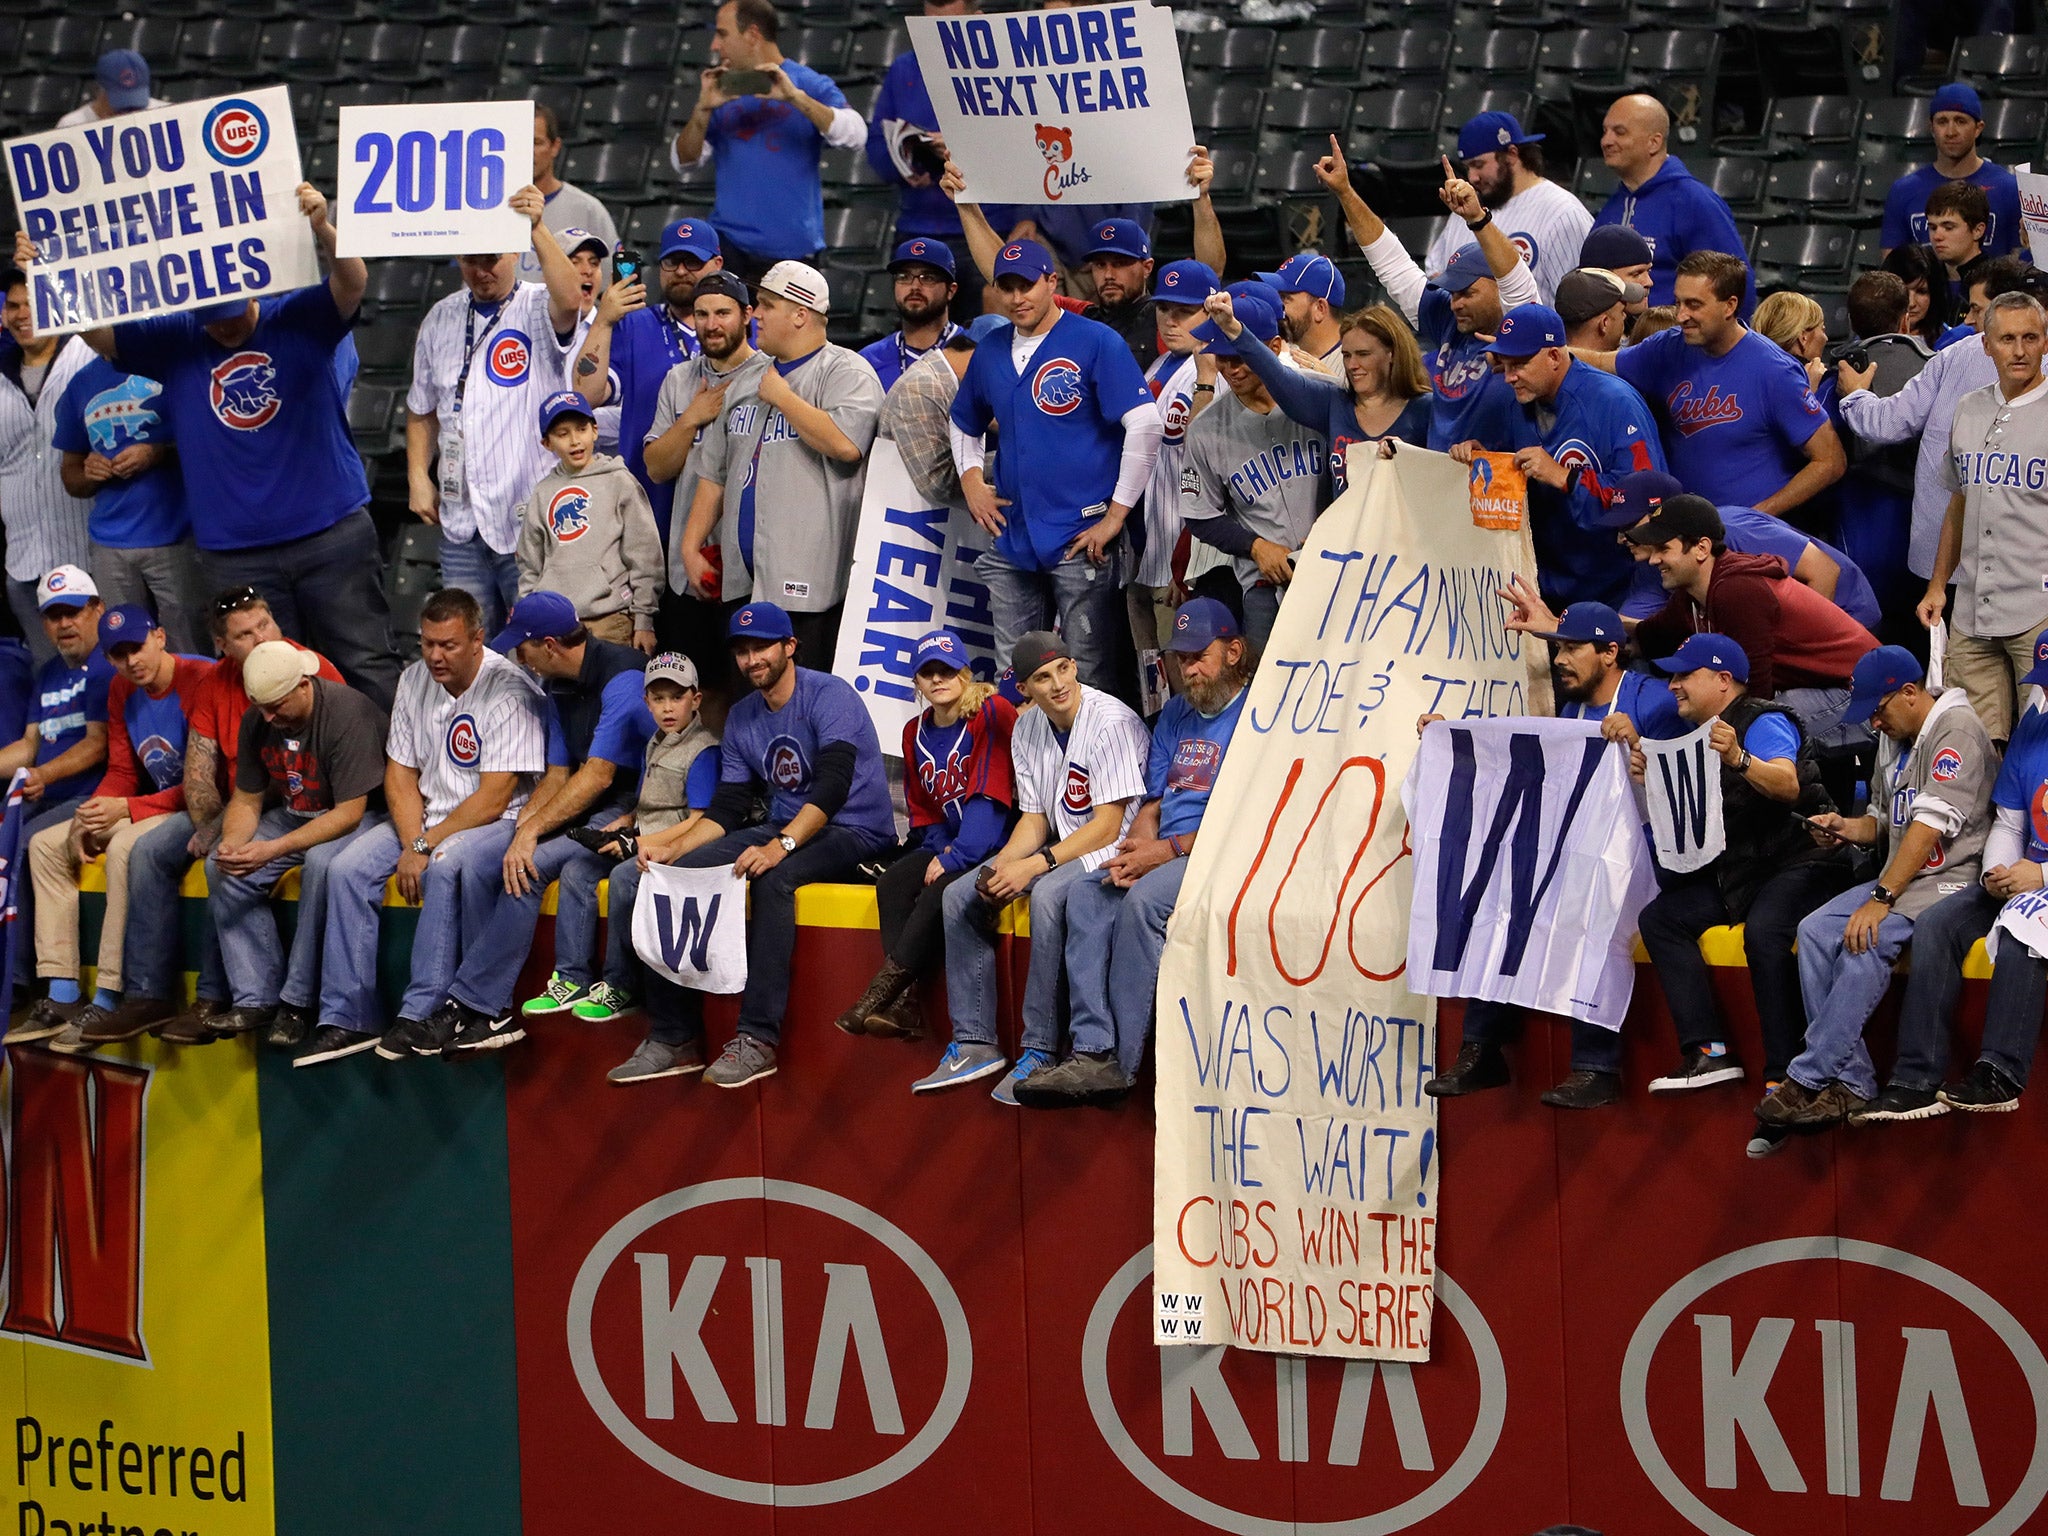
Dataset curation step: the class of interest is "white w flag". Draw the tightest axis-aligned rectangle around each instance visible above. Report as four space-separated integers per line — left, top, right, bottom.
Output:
632 863 748 993
1642 722 1725 874
1404 718 1656 1032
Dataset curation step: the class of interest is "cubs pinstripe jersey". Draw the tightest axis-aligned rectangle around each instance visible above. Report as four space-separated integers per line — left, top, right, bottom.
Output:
1011 683 1150 871
0 337 95 582
1425 179 1593 305
1138 352 1201 588
407 284 584 554
385 649 547 828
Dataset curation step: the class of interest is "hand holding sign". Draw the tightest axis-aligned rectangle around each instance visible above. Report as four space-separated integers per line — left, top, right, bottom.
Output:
1186 143 1213 196
1988 860 2048 898
1512 443 1569 490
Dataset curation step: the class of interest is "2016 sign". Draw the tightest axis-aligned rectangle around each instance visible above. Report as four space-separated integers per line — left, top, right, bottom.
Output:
336 100 532 258
351 129 506 216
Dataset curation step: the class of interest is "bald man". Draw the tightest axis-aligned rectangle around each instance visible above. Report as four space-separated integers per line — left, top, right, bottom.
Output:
1590 94 1754 316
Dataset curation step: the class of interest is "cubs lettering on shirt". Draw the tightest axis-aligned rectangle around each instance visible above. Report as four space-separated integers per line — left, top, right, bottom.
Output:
386 649 548 827
28 649 116 802
1010 683 1151 871
1417 289 1524 452
1949 445 2048 491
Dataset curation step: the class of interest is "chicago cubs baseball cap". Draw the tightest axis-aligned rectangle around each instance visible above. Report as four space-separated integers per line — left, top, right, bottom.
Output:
1084 218 1151 261
36 565 98 611
660 218 721 262
1192 283 1280 352
2024 632 2048 688
1843 644 1925 726
1488 303 1567 357
98 604 159 651
1153 259 1221 308
1931 83 1985 120
889 237 956 279
644 652 701 690
913 630 971 673
490 590 582 654
1654 632 1750 684
1437 245 1496 294
1623 492 1724 548
96 50 151 113
242 641 322 707
1527 602 1627 647
1010 630 1072 682
1581 225 1653 270
1255 252 1345 306
994 239 1058 282
758 260 831 315
1555 267 1646 326
538 390 595 435
692 272 751 308
1456 111 1544 161
1168 597 1240 654
557 228 610 260
728 601 795 642
1597 468 1687 530
960 313 1008 345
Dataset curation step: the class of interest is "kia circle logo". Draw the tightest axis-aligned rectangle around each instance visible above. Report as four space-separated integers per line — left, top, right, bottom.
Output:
1083 1247 1506 1534
487 331 532 386
1621 1237 2048 1536
566 1178 972 1505
202 99 269 166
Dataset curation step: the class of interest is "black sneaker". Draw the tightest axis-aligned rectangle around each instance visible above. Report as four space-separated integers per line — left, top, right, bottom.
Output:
1940 1060 2023 1113
266 1003 313 1049
1541 1069 1620 1109
376 1005 460 1061
443 1001 526 1056
1746 1122 1793 1159
293 1024 381 1068
1424 1041 1509 1098
1648 1044 1745 1093
1853 1084 1950 1124
209 1005 276 1037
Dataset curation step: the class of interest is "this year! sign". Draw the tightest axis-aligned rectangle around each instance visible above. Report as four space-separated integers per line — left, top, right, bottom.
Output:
336 100 533 258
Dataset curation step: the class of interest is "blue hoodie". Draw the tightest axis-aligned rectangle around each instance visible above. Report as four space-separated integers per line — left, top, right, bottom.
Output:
1592 157 1756 316
865 54 963 240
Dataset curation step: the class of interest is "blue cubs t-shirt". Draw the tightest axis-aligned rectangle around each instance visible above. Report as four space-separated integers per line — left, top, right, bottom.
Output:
705 62 849 258
610 304 700 542
1616 328 1831 508
112 285 369 552
1882 161 2023 257
719 666 895 845
1417 288 1522 452
1149 685 1247 838
545 671 655 770
1562 668 1686 740
49 356 189 549
120 666 206 791
1995 704 2048 861
28 648 116 801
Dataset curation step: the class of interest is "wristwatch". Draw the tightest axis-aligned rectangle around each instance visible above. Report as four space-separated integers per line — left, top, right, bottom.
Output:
1871 884 1900 907
778 833 797 853
411 836 430 855
1735 749 1753 774
1465 210 1492 232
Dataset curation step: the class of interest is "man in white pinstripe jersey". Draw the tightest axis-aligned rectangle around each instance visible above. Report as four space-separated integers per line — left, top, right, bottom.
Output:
0 266 95 665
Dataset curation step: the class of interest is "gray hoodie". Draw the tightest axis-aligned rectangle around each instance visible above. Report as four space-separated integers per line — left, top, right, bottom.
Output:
516 452 664 628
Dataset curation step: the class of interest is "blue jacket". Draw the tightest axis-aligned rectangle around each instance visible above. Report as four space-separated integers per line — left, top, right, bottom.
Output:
864 53 962 240
1593 157 1756 316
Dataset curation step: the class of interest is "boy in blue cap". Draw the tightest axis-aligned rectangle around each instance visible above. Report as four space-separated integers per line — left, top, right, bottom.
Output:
1882 84 2023 259
860 238 961 392
1426 111 1592 304
517 391 663 651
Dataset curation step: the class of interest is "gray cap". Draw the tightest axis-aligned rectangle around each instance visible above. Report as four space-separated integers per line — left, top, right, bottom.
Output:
644 651 701 690
1010 630 1072 683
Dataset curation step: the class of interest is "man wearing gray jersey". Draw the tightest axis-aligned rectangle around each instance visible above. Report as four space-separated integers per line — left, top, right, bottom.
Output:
1179 287 1329 648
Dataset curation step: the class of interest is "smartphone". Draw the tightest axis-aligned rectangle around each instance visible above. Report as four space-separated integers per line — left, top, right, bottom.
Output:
905 132 948 179
721 68 774 96
613 244 646 285
1794 814 1848 842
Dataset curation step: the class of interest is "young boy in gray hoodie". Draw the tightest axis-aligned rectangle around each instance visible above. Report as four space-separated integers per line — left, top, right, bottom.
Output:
519 391 664 652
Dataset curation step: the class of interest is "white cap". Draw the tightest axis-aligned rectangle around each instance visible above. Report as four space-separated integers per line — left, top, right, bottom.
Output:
242 640 321 707
758 260 831 315
644 651 701 690
35 564 98 610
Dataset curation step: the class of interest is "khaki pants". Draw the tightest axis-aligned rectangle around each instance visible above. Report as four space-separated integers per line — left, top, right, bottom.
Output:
583 611 635 645
29 813 163 990
1127 582 1182 695
1946 616 2048 741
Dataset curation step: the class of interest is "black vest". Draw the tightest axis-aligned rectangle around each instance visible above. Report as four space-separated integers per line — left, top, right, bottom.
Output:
548 638 647 770
1714 694 1840 914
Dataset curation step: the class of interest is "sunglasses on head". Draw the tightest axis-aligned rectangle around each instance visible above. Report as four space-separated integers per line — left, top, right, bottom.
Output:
211 585 264 617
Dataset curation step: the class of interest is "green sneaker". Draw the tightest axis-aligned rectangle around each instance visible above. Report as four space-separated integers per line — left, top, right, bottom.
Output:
522 972 590 1018
570 982 638 1022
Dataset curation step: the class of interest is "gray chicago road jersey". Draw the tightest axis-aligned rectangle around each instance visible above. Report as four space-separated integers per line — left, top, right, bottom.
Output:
1181 389 1330 589
1941 379 2048 637
647 351 754 583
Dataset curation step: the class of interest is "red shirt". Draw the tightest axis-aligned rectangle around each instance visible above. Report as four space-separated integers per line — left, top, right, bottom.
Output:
93 655 214 819
190 640 344 794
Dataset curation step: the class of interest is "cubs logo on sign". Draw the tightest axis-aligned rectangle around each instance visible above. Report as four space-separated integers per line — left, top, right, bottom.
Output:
486 331 532 387
1931 747 1963 782
446 713 481 768
767 735 809 791
209 351 281 431
1062 763 1092 814
202 98 269 167
548 487 592 543
1032 359 1083 417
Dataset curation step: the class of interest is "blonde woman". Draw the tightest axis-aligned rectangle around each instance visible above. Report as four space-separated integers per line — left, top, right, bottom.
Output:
1754 290 1831 390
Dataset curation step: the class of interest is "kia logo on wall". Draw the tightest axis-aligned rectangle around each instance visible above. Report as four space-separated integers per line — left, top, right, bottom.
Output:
566 1178 972 1505
1082 1247 1506 1533
1622 1237 2048 1536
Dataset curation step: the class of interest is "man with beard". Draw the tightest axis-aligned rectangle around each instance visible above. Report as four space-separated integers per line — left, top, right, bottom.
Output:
1075 218 1162 374
860 238 961 392
1256 252 1346 372
1426 112 1592 305
1426 601 1682 1108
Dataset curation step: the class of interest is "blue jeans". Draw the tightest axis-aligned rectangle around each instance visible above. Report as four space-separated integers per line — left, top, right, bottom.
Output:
320 817 517 1032
121 811 228 1004
1458 997 1624 1075
447 809 625 1018
1890 884 2048 1091
975 541 1125 694
1063 859 1185 1078
1789 884 1917 1100
1242 583 1281 653
645 823 880 1047
438 535 521 639
601 855 646 995
197 510 400 712
552 845 614 988
942 852 1093 1054
209 810 382 1009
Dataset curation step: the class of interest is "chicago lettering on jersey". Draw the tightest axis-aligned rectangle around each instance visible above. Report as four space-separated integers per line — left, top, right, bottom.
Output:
1227 438 1328 504
1950 447 2048 491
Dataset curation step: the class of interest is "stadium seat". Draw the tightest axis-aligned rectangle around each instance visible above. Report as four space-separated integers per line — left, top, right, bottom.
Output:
1954 34 2048 98
562 143 654 200
1572 156 1621 211
1752 222 1853 288
1763 158 1858 219
528 82 582 138
1259 85 1355 152
1188 27 1279 77
347 386 397 454
1455 0 1546 19
1627 0 1717 22
1205 143 1259 210
1762 94 1860 156
1188 82 1264 145
321 83 411 141
0 17 24 73
0 76 80 130
1362 28 1452 86
841 80 880 121
579 83 671 143
22 18 107 73
1366 0 1453 26
586 25 680 77
97 19 187 67
1983 97 2048 161
352 325 416 383
1350 87 1445 170
1850 225 1883 270
1440 86 1537 154
1620 31 1721 148
1257 150 1334 198
671 156 718 207
258 20 344 80
1545 0 1631 18
1857 96 1930 162
857 270 898 336
1690 154 1768 217
1449 28 1540 88
1535 28 1629 102
846 27 911 79
421 23 508 78
504 24 589 77
821 203 891 262
1273 27 1365 84
380 0 459 18
341 22 427 81
819 145 893 200
362 260 433 318
1384 215 1439 253
179 19 263 75
782 27 852 74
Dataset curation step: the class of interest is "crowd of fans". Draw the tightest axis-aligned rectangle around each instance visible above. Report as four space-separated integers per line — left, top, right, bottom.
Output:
1 11 2045 1142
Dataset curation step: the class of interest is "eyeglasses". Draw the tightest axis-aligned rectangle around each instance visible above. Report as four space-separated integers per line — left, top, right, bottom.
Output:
211 585 264 616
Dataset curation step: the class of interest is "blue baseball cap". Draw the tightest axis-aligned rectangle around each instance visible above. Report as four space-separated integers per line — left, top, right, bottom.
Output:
491 591 582 654
660 218 721 262
2025 631 2048 688
1931 83 1985 120
1437 245 1496 294
728 601 795 642
913 629 970 672
1192 284 1281 352
1256 252 1345 306
1153 259 1221 307
1597 468 1688 530
194 299 252 326
1654 632 1750 684
889 237 956 279
1489 303 1567 357
993 239 1057 282
1168 597 1241 653
96 50 151 112
1084 218 1151 261
538 390 595 435
98 603 159 650
1528 602 1626 647
1843 644 1926 727
963 312 1008 344
1581 225 1653 270
1457 111 1544 161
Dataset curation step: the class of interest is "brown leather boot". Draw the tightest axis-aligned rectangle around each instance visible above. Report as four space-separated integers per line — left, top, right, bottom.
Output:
833 961 912 1037
159 997 227 1046
864 981 927 1041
